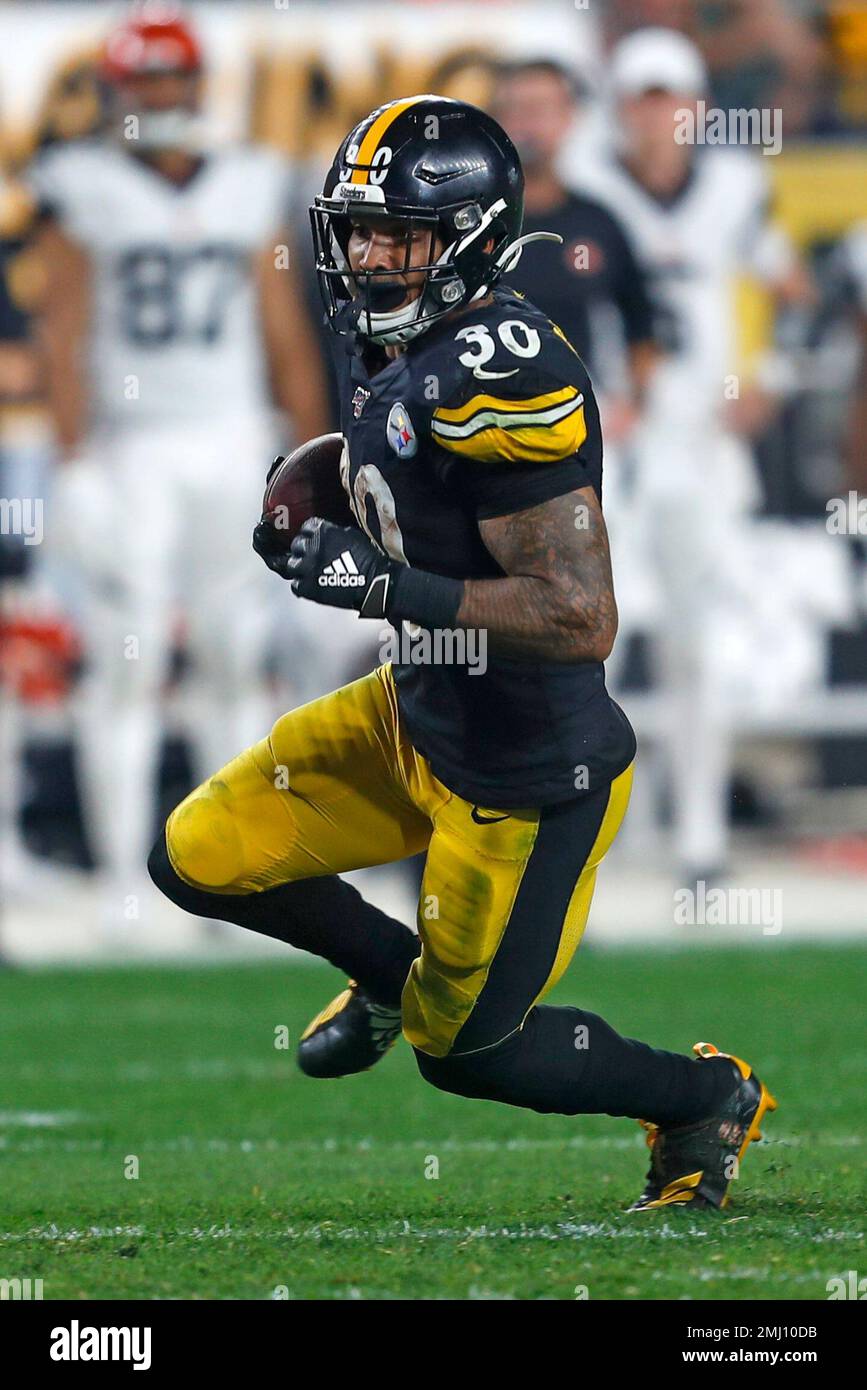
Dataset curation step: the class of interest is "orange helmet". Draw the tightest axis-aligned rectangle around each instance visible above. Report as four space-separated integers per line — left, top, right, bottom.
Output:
102 8 202 84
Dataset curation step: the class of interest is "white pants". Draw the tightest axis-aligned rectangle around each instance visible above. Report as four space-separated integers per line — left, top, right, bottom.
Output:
49 416 277 888
605 421 760 873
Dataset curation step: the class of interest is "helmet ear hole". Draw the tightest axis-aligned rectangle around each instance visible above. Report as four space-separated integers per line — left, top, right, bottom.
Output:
452 203 482 234
439 278 465 306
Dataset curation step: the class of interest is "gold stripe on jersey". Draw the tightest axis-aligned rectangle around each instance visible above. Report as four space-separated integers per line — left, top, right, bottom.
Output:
431 385 587 463
433 384 579 428
350 96 427 185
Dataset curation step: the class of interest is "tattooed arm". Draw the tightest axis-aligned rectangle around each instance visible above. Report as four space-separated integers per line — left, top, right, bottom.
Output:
457 486 618 663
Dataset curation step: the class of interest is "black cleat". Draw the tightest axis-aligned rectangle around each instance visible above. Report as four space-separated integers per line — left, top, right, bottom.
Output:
628 1041 778 1211
297 981 402 1079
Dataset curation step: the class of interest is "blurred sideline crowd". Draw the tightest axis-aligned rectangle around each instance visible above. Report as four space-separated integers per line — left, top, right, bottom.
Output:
1 0 867 937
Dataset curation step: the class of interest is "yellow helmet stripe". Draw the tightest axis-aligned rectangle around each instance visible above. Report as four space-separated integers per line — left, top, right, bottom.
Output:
350 95 429 185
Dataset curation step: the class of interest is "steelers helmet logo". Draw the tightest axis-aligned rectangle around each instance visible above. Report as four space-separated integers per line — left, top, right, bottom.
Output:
386 402 418 459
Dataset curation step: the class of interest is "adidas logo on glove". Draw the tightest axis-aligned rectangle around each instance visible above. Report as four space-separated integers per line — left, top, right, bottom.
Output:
319 551 366 588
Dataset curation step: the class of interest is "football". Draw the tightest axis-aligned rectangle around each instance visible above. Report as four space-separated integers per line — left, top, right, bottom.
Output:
260 432 355 546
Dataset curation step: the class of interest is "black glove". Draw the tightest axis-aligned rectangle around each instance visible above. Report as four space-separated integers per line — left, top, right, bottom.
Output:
253 515 465 628
252 517 294 577
265 454 285 484
281 516 395 618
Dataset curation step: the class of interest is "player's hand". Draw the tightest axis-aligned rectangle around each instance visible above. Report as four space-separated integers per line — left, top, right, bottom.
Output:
285 517 395 618
252 517 291 575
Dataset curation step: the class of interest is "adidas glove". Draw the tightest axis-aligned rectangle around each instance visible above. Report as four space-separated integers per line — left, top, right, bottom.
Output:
282 517 394 617
257 515 465 626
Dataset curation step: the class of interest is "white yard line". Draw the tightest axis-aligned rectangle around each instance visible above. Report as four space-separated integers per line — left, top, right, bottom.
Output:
0 1110 85 1128
3 1130 860 1156
2 1220 861 1247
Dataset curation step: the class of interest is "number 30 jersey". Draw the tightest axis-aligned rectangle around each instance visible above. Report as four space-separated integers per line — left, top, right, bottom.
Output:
331 286 636 808
28 139 292 429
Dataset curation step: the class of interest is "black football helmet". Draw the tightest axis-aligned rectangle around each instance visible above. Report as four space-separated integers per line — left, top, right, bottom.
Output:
310 94 557 346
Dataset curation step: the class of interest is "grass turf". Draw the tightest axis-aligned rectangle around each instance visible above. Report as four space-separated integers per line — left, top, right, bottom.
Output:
0 943 864 1300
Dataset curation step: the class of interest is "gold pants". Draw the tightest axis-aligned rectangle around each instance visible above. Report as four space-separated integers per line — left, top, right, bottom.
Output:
166 665 632 1057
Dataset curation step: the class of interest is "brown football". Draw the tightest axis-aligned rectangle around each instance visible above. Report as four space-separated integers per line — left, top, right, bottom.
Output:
261 432 355 547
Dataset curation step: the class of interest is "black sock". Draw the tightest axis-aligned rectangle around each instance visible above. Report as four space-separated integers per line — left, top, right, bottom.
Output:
148 832 420 1009
416 1004 738 1126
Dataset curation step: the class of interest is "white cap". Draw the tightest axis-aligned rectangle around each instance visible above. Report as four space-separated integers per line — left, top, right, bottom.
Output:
609 27 708 99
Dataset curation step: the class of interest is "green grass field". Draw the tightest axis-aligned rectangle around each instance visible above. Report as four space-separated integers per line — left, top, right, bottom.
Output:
1 943 864 1300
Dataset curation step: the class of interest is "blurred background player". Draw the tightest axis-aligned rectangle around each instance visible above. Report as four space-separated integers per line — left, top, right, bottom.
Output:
845 221 867 499
494 56 658 451
493 54 659 689
0 157 66 911
565 26 815 885
26 6 330 928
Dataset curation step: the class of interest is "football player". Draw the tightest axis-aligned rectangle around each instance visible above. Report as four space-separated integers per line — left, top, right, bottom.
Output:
27 7 329 924
0 168 57 905
565 28 814 886
493 58 657 446
150 95 777 1211
845 222 867 497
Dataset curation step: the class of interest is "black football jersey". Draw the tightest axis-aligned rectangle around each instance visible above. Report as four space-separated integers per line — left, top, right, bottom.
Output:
329 286 636 807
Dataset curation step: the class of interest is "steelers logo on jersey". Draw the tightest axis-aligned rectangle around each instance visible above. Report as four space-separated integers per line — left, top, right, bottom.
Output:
386 402 418 459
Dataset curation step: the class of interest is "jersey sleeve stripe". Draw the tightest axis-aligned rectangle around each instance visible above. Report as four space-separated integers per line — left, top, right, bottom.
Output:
432 403 588 462
432 393 584 440
432 384 579 426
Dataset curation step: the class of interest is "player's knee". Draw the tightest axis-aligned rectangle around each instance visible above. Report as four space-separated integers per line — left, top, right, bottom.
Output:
147 830 238 921
414 1044 506 1102
162 781 248 892
148 830 200 912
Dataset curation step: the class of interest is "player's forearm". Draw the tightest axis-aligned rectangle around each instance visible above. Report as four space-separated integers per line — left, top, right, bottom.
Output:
457 486 617 662
32 225 91 452
275 357 330 443
40 332 88 451
257 239 331 440
628 339 659 404
386 566 616 663
266 302 330 437
45 372 88 453
388 487 618 661
457 574 617 663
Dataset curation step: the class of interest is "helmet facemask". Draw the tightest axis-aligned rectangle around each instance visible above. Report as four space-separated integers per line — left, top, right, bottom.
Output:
310 194 514 346
107 72 205 154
